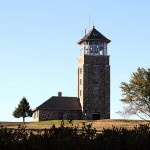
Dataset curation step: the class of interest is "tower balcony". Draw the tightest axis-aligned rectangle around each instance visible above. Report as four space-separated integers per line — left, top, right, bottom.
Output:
80 45 107 56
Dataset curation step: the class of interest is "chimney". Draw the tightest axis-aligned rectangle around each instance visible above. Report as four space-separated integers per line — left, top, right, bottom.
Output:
58 92 62 97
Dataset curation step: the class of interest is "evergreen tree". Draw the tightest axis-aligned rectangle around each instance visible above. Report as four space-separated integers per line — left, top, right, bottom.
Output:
119 67 150 119
13 97 33 124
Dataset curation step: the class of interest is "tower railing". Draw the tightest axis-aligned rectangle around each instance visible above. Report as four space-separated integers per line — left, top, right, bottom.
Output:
80 44 107 56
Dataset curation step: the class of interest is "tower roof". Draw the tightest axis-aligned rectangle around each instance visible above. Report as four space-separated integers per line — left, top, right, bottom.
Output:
77 26 111 44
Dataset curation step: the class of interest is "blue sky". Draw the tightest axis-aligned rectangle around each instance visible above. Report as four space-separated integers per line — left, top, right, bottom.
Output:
0 0 150 121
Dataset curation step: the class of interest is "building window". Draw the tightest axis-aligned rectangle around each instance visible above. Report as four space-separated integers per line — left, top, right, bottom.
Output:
80 68 82 74
94 65 99 72
100 42 104 46
94 83 99 96
94 88 99 96
80 90 82 96
94 65 99 83
93 41 98 45
94 84 99 89
80 79 82 85
94 75 99 83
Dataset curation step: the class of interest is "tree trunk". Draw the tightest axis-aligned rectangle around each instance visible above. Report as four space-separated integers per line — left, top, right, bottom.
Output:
23 117 25 126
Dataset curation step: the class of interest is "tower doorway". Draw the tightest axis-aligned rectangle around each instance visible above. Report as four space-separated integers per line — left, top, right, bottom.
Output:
93 113 100 120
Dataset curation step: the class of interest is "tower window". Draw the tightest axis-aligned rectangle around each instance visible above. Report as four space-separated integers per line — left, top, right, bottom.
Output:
80 79 82 85
100 42 104 46
94 88 99 96
80 90 82 96
80 68 82 74
94 74 99 83
89 41 93 45
94 84 99 89
94 65 99 83
94 65 99 72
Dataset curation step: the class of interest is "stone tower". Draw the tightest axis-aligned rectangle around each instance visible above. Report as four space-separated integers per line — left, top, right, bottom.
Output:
77 26 111 120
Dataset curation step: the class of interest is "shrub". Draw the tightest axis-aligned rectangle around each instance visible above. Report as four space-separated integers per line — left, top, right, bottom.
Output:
0 122 150 150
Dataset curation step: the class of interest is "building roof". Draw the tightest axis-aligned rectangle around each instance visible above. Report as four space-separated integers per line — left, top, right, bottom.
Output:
77 26 111 44
36 96 81 111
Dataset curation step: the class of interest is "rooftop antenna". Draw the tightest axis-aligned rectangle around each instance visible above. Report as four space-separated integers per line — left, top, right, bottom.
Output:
81 14 84 36
89 14 91 31
93 19 95 28
81 21 83 36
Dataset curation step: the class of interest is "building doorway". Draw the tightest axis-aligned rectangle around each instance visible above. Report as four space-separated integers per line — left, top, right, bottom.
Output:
93 113 100 120
58 112 64 120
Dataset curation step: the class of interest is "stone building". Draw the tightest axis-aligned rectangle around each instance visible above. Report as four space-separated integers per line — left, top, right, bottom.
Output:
77 26 111 120
33 92 82 121
33 26 111 121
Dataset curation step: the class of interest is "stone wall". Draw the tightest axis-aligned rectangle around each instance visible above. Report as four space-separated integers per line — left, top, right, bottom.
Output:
34 109 82 121
78 55 110 120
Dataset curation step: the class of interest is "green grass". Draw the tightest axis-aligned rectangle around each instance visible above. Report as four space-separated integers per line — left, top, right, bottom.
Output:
3 120 90 129
5 119 148 130
28 120 88 126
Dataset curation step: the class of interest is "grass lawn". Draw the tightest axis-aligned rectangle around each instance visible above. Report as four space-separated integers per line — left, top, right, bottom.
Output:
1 119 149 130
1 120 89 129
26 120 90 129
30 120 87 125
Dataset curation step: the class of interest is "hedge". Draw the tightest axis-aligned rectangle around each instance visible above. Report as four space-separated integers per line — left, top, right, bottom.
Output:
0 122 150 150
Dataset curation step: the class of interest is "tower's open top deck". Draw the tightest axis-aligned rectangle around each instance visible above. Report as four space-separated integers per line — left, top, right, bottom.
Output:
77 27 111 56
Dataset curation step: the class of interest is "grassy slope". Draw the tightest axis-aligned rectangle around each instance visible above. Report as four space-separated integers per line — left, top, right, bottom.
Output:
2 119 149 130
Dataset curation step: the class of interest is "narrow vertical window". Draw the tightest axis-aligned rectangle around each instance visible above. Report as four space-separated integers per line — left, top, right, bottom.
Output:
80 90 82 96
94 65 99 83
94 75 99 83
80 79 82 85
94 88 99 96
94 65 99 72
80 68 82 74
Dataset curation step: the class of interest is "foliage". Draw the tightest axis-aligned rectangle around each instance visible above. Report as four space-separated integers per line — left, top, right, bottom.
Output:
119 67 150 119
1 122 150 150
13 97 33 124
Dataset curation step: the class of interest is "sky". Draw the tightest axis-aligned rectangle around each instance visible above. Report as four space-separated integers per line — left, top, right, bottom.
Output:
0 0 150 122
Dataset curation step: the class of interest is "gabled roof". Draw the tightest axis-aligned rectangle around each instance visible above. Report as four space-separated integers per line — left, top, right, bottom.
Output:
78 27 111 44
36 96 81 111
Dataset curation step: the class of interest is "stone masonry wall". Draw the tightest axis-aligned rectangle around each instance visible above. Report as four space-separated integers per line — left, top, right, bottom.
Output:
78 55 110 120
37 109 82 121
